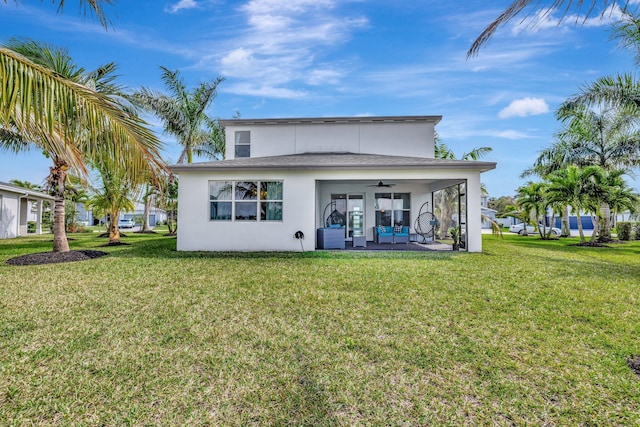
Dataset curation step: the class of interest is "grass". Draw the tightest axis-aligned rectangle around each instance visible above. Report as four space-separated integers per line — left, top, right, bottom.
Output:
1 233 639 425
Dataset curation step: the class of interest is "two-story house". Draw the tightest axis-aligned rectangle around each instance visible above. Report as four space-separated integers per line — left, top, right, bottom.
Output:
171 115 496 252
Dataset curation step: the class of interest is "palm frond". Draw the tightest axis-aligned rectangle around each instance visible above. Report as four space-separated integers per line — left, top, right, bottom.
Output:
468 1 636 58
1 45 167 181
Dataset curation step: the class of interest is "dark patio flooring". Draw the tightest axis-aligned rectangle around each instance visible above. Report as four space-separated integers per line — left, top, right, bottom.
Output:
339 241 452 251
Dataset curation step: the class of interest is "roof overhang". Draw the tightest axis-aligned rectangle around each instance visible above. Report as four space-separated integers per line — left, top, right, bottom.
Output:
0 182 54 200
171 153 496 174
219 115 442 126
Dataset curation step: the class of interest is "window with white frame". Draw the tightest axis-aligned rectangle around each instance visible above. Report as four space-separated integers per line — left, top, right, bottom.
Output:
375 192 410 227
235 131 251 158
210 180 283 222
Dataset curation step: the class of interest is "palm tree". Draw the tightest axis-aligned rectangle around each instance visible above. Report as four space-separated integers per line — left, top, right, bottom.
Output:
556 103 640 239
468 0 636 57
524 101 640 240
134 67 225 164
522 142 573 236
87 159 138 244
8 179 41 190
139 182 157 233
561 14 640 124
516 181 549 237
0 39 166 252
547 165 604 243
156 174 179 235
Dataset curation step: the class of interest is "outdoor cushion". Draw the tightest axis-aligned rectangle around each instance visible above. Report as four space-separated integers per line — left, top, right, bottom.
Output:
377 225 393 235
394 226 409 235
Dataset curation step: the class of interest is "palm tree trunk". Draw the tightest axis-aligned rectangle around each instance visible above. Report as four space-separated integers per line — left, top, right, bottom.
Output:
589 214 599 243
576 206 585 243
108 209 121 244
598 202 612 241
547 213 556 239
167 207 177 235
52 194 69 252
50 162 70 253
562 206 571 237
141 192 153 232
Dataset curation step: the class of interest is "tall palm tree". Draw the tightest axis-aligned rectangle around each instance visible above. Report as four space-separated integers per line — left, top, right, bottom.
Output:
134 67 225 164
468 0 636 57
556 103 640 239
561 14 640 122
0 39 166 252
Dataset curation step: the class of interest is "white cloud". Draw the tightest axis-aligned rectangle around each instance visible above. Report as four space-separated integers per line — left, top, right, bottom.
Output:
498 97 549 119
306 68 343 85
205 0 367 98
165 0 199 13
494 130 532 139
223 82 309 99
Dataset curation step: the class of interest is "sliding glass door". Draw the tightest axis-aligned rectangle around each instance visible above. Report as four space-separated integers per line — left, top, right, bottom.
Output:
330 193 364 240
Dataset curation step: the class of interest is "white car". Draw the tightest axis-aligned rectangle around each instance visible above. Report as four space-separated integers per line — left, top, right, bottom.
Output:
118 219 135 229
509 223 561 236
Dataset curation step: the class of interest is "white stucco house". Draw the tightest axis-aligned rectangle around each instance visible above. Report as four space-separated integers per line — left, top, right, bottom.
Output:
171 115 496 252
0 181 53 239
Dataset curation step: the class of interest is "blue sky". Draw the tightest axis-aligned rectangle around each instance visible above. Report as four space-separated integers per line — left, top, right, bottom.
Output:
0 0 636 196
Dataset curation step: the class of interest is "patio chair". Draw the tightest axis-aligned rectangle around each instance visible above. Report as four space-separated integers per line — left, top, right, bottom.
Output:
393 226 410 244
375 225 394 244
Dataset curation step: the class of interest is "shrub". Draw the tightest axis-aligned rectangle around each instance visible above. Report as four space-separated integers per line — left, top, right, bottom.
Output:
616 222 632 241
634 222 640 241
67 223 87 234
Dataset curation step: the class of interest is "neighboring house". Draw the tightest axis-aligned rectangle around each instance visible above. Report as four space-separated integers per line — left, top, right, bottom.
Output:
76 201 167 226
120 201 167 226
481 206 499 229
0 181 53 239
172 115 496 252
554 215 596 230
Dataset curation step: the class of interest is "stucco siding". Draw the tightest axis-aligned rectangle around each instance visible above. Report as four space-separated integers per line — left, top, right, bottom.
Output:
224 120 436 160
177 171 316 252
176 167 485 252
0 191 18 239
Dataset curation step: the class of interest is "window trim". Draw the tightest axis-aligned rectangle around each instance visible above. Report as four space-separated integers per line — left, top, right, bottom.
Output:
209 180 283 222
234 131 251 158
375 192 411 227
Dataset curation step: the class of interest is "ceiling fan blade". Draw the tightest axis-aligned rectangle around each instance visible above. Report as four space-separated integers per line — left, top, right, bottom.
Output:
365 181 395 187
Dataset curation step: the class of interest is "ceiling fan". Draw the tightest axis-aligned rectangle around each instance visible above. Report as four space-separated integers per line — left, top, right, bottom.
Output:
366 180 396 188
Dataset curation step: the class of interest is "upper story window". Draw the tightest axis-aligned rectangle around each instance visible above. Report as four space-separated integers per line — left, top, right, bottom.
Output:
235 131 251 158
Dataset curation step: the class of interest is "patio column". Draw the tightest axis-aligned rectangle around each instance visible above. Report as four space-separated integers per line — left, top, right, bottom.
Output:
466 174 482 252
35 200 43 234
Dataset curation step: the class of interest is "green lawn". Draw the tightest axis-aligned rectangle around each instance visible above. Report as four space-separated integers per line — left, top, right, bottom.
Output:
1 233 639 425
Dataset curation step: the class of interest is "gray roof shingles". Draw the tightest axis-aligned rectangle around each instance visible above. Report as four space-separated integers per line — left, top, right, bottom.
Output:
171 152 496 172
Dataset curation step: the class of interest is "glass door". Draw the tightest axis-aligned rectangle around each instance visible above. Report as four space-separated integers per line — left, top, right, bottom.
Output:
330 193 364 240
347 194 364 240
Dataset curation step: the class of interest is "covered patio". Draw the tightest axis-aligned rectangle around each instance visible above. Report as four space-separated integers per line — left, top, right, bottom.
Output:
315 175 474 252
341 240 454 252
